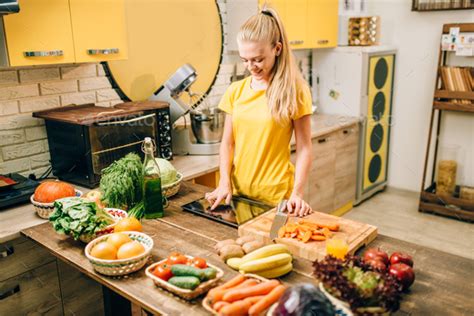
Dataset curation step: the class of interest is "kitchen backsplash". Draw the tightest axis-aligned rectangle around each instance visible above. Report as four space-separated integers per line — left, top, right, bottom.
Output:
0 0 311 179
0 63 122 178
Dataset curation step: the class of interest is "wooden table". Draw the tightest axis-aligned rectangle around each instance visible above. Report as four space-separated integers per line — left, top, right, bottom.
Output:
21 183 474 315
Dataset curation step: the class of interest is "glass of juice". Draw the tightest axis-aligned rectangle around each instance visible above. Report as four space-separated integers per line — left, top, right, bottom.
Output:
326 235 349 259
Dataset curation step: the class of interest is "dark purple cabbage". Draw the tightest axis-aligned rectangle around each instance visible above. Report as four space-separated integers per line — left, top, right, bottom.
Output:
272 283 335 316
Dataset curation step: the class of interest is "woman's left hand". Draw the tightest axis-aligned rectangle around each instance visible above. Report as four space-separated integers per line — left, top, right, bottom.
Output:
287 193 312 217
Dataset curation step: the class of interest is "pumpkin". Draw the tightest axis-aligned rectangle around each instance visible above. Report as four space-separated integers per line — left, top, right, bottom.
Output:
34 180 76 203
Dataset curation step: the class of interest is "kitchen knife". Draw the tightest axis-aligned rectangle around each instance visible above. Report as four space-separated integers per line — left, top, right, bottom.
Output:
269 200 288 239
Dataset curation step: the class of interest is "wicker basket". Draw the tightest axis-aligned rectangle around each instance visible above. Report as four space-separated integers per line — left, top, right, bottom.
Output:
202 274 269 314
146 255 224 300
162 172 183 198
78 208 128 243
31 189 83 219
318 283 355 316
85 231 153 276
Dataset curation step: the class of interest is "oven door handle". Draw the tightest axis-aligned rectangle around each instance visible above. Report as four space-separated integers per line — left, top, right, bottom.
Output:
95 113 156 126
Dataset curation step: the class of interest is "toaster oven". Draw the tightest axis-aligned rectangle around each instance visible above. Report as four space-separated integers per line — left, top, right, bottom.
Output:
33 101 172 188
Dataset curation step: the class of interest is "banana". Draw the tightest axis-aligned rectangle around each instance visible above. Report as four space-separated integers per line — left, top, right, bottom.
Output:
240 244 290 264
239 253 292 273
255 262 293 279
226 257 243 270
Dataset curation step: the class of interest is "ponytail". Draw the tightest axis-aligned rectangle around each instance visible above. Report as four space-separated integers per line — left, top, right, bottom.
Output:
237 7 306 124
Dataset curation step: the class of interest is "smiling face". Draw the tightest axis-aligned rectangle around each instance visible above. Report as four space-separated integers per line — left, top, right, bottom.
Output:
238 40 281 83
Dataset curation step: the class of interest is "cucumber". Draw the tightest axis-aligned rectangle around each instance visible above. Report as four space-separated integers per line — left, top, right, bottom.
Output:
168 276 201 290
202 267 217 280
171 264 205 280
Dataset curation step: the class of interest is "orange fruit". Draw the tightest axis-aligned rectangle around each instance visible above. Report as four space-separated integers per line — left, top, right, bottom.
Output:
114 217 143 232
90 242 117 260
106 233 132 249
116 241 145 259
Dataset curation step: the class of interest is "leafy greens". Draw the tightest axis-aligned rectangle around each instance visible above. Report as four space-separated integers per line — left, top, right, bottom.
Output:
49 197 114 240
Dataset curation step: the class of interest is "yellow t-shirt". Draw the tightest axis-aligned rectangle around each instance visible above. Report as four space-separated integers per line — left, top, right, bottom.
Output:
218 76 312 206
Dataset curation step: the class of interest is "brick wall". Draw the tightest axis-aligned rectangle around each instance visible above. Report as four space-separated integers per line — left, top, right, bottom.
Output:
0 63 122 178
0 1 311 179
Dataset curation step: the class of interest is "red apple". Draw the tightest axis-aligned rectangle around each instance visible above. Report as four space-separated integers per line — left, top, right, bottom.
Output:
390 252 414 267
363 248 389 265
389 263 415 290
366 259 387 272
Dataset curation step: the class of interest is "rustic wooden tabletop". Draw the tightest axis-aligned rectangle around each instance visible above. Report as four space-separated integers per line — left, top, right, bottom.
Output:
21 182 474 315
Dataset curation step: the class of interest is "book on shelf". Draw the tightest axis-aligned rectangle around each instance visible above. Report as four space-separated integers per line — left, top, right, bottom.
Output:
439 66 473 104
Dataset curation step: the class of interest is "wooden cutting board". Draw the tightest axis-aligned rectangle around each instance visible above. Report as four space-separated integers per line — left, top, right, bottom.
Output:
238 210 377 261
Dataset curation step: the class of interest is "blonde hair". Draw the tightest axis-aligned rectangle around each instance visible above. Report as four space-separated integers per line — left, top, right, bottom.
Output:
237 7 306 124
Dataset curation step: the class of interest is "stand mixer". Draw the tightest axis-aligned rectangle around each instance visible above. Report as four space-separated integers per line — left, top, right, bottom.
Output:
149 64 223 155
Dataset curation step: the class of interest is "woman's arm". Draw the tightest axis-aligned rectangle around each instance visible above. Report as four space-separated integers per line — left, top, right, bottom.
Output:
288 114 312 216
205 114 235 209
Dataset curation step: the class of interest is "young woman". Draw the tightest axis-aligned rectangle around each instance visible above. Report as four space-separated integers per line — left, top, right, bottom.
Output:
205 8 312 217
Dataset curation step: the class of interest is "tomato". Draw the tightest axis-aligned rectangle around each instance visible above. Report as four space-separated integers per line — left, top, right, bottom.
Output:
152 263 173 281
167 252 188 265
190 257 207 269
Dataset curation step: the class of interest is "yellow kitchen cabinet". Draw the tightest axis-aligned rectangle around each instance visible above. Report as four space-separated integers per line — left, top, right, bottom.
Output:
2 0 127 66
307 0 339 48
3 0 75 66
70 0 128 63
259 0 337 49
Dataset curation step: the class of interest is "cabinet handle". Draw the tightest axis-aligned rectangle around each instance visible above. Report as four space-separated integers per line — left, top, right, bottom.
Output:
87 48 120 55
317 137 329 143
0 245 14 258
23 50 63 57
289 40 304 45
0 284 20 300
317 39 329 45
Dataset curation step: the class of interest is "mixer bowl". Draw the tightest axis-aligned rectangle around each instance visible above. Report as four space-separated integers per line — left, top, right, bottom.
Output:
190 108 225 144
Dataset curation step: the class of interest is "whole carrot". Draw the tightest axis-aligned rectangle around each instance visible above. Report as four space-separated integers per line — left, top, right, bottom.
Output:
219 299 252 316
248 284 286 316
209 274 246 297
223 280 280 303
243 295 265 305
208 279 259 304
212 301 230 312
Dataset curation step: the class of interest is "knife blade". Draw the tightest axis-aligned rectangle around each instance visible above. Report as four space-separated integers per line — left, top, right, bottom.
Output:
269 200 288 239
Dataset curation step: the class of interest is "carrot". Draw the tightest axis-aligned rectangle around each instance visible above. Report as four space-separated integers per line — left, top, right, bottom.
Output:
219 300 252 316
321 227 331 238
311 235 326 241
208 279 259 304
248 285 286 316
223 280 280 302
301 230 312 243
208 274 246 302
277 226 286 238
213 301 230 312
243 295 266 304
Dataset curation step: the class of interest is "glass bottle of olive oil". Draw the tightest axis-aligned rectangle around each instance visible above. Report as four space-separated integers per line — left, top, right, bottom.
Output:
142 137 164 218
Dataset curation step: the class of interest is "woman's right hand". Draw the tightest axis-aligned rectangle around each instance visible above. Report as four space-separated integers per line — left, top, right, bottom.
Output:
205 180 233 210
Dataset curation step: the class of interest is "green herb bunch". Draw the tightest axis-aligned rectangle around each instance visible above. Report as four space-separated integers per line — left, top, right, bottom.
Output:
100 153 144 210
49 197 114 240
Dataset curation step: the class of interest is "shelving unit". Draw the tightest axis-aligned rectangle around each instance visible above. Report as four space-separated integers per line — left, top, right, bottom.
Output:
419 23 474 222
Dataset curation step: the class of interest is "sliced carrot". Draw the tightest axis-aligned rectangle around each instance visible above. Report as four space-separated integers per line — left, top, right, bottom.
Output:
213 301 229 312
219 299 252 316
223 280 280 303
311 235 326 241
208 278 258 304
321 227 331 238
301 230 312 243
277 226 286 238
248 285 286 316
311 229 324 236
286 225 297 233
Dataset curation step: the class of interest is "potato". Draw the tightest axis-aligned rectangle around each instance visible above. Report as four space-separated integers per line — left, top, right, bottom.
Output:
235 236 255 246
219 244 244 261
215 239 237 251
242 241 264 254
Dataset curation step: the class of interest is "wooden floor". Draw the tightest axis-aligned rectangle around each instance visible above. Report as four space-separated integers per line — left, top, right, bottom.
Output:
343 187 474 260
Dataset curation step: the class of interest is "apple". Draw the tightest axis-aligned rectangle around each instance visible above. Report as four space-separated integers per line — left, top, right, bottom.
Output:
363 248 389 265
365 259 387 272
390 252 414 267
389 263 415 290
